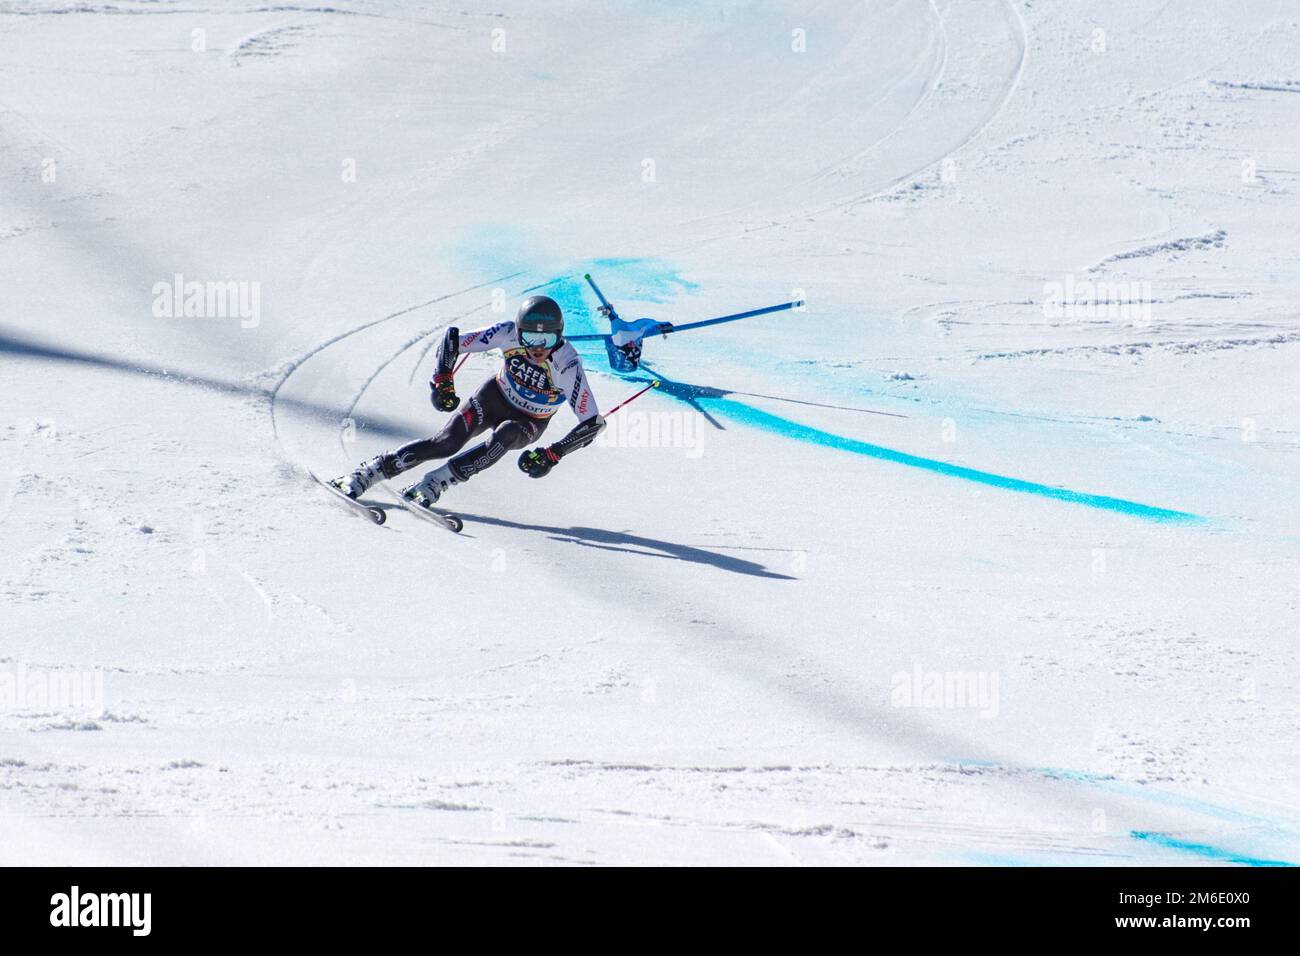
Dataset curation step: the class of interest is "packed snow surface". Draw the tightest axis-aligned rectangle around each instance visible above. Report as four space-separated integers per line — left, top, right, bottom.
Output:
2 0 1298 865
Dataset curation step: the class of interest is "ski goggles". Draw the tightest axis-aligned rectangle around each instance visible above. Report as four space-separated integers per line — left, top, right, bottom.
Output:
519 330 560 350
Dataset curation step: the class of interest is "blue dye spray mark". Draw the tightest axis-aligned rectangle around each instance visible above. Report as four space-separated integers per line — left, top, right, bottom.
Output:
952 760 1298 866
541 260 700 318
448 236 1203 524
696 397 1202 523
965 761 1284 828
1130 831 1295 867
450 241 1262 861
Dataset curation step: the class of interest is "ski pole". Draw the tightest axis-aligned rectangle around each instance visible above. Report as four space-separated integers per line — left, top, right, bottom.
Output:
605 379 660 418
453 354 469 374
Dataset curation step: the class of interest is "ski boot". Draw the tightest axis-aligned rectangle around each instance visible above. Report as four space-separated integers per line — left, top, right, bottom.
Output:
331 455 386 499
401 462 458 509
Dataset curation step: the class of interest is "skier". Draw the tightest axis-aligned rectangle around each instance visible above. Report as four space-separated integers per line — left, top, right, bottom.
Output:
331 295 605 509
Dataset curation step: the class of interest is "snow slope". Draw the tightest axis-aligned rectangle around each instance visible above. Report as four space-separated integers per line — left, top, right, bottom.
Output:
1 0 1297 865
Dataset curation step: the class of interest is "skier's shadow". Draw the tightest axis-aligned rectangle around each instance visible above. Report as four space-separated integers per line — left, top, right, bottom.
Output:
457 513 796 580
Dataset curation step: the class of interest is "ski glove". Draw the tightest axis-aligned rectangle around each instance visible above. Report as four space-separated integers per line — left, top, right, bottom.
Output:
518 416 604 477
431 373 459 412
518 446 560 478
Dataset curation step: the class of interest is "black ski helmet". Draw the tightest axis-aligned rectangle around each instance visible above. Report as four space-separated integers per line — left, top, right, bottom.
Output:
516 295 564 349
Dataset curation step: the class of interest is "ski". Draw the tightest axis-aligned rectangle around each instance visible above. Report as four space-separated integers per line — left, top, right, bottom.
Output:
312 467 460 531
390 491 465 533
314 471 387 525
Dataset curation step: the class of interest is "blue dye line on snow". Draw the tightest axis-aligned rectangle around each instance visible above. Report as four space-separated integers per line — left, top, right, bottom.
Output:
697 396 1203 523
962 761 1287 829
1059 769 1283 828
544 267 1203 523
1130 831 1296 867
450 242 1204 525
547 259 701 310
951 759 1298 866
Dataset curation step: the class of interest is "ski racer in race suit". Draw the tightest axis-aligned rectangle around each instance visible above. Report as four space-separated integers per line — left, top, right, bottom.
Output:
333 295 605 507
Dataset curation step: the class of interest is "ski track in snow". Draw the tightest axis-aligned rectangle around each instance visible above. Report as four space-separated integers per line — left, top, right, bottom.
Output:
267 255 1298 865
240 0 1300 856
3 0 1299 865
1089 228 1229 273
